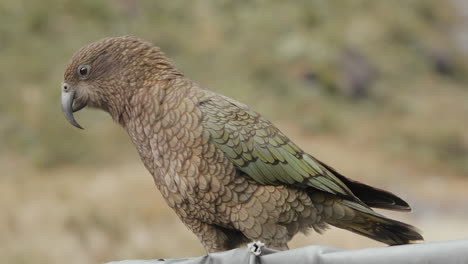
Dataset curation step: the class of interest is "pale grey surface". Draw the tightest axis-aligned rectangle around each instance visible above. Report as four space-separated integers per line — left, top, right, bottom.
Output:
107 239 468 264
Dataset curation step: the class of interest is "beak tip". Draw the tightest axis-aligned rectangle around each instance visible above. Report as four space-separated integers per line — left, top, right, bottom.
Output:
74 124 84 130
68 117 85 130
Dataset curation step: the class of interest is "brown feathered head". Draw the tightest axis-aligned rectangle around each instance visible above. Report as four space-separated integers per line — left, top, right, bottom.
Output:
61 36 181 129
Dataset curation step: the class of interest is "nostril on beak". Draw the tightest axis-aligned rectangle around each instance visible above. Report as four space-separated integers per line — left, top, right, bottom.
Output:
62 83 69 92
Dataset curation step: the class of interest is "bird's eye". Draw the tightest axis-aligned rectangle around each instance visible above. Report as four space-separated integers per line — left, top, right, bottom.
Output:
77 65 91 78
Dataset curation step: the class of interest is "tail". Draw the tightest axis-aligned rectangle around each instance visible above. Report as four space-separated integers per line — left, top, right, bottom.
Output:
329 200 423 245
338 176 411 211
317 159 412 211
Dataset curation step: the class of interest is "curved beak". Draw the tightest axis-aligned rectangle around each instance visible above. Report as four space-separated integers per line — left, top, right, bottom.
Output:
61 84 86 129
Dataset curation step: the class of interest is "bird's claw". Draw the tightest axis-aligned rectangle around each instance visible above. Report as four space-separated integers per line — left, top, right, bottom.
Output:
248 241 265 256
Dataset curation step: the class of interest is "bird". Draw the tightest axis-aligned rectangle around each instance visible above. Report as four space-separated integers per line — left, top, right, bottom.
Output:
61 36 423 253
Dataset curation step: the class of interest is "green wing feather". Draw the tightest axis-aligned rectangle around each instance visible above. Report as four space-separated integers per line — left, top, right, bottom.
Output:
200 96 359 200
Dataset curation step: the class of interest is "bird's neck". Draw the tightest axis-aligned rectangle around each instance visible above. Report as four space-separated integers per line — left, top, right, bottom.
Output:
104 58 184 126
119 78 204 177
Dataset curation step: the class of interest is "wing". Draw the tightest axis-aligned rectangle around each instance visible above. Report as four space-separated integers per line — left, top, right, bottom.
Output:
199 95 360 201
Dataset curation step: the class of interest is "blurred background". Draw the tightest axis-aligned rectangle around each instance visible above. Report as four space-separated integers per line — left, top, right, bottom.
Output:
1 0 468 263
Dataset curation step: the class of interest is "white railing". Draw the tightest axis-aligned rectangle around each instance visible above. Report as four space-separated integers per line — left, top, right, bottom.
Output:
106 239 468 264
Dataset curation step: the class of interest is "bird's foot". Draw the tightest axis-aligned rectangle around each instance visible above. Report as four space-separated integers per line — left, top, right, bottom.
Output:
247 241 265 256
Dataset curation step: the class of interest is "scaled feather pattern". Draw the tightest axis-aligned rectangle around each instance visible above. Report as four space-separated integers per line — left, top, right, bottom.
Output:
61 36 423 252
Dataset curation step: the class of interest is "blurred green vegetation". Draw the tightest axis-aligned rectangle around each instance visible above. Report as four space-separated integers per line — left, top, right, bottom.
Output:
0 0 467 173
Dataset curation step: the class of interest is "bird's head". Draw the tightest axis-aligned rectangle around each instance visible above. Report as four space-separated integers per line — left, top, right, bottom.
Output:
61 36 180 129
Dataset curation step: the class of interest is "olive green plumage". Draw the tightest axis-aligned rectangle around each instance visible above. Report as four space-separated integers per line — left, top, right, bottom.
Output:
201 97 354 195
61 36 423 253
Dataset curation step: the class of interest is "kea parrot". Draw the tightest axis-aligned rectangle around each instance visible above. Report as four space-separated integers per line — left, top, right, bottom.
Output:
61 36 423 252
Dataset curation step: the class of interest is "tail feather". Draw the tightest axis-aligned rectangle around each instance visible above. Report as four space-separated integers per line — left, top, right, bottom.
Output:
329 200 423 245
317 159 412 211
339 177 411 211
